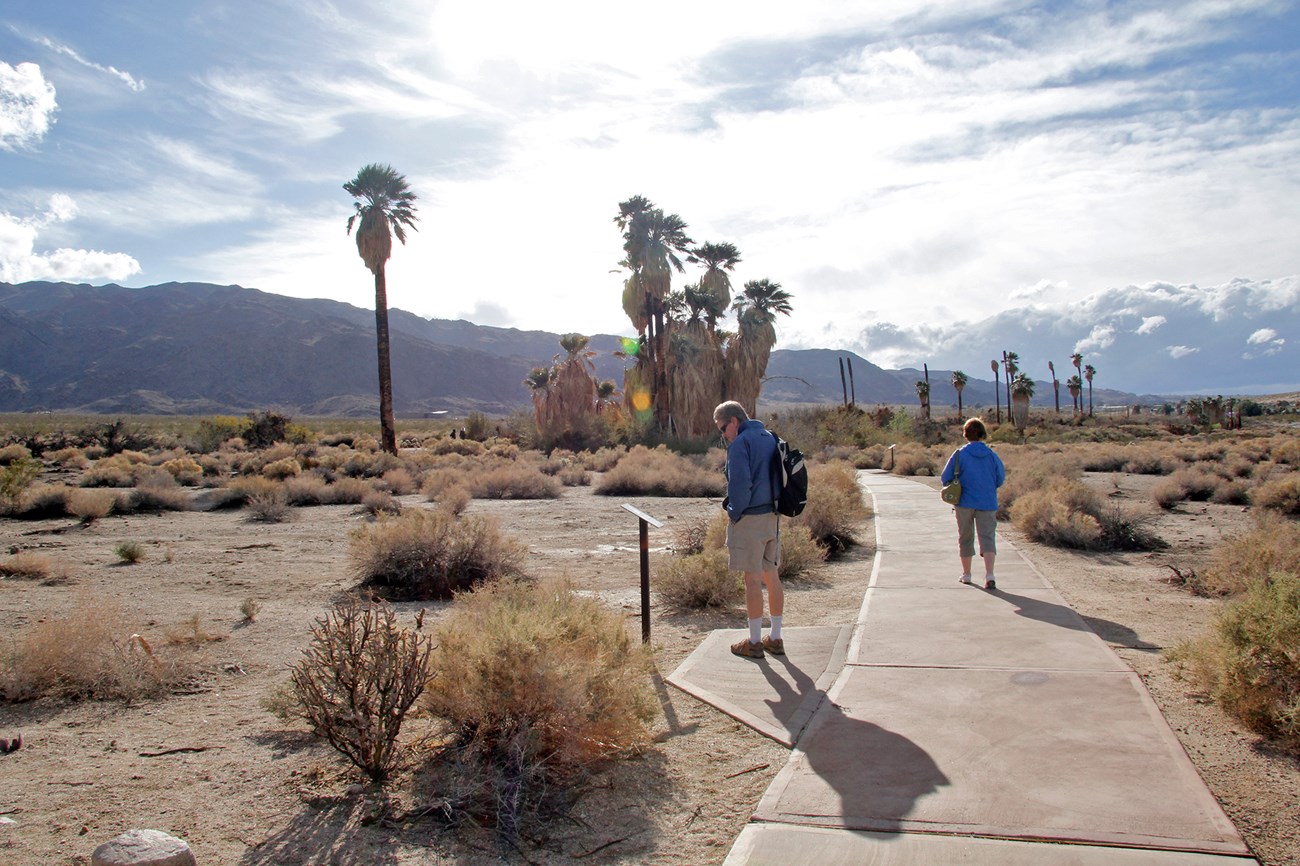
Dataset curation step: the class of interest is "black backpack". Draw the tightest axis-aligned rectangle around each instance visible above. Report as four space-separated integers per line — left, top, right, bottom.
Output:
770 434 808 517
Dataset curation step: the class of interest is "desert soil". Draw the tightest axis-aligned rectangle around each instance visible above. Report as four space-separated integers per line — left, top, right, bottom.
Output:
1 470 1297 865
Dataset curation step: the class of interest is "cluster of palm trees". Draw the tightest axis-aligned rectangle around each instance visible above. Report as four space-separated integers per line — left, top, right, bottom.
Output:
615 196 793 437
524 334 619 437
938 351 1098 429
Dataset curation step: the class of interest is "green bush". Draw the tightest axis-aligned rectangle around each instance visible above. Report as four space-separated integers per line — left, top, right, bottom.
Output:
0 456 43 512
350 507 525 600
1171 571 1300 751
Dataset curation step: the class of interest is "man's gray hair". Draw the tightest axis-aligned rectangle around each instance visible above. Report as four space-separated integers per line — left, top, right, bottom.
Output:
713 401 750 425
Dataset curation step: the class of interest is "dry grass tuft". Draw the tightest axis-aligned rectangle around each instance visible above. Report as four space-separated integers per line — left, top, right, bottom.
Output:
422 578 656 834
113 540 147 563
468 464 561 499
0 595 190 702
0 551 53 580
593 445 724 497
66 488 116 523
656 549 739 609
350 507 525 600
1200 512 1300 597
793 460 870 554
1251 474 1300 516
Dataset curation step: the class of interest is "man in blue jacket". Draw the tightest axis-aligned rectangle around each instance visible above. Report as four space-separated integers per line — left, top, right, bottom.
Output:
714 400 784 658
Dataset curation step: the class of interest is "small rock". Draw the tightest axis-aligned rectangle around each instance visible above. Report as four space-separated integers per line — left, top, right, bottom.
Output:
91 828 196 866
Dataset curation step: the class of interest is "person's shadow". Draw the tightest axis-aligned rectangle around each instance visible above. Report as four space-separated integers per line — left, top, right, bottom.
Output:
990 589 1161 651
760 655 949 830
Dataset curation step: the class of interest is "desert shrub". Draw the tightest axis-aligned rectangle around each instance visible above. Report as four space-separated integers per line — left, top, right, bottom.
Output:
114 476 194 514
165 614 224 646
261 457 301 481
656 549 738 608
193 416 247 453
891 445 937 477
46 447 90 469
778 523 829 579
1252 474 1300 516
350 508 525 600
997 451 1082 517
379 467 418 496
579 447 624 472
240 598 260 622
243 411 300 449
469 465 561 500
1094 502 1166 552
0 596 185 702
792 461 870 554
593 445 724 497
0 456 43 511
287 599 433 781
66 488 116 523
422 578 656 834
671 514 713 556
328 476 374 505
0 443 33 465
433 437 486 457
114 540 147 563
1170 571 1300 752
246 486 291 522
79 456 136 488
282 474 332 505
160 457 204 485
205 476 281 510
1077 446 1129 473
432 484 471 515
1272 437 1300 466
341 449 404 479
1209 479 1252 505
4 483 71 519
0 551 52 579
1012 486 1103 549
360 489 401 516
557 465 590 487
1200 513 1300 596
1122 447 1178 475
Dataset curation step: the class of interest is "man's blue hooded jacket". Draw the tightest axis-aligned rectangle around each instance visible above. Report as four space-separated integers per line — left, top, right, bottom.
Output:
724 419 777 522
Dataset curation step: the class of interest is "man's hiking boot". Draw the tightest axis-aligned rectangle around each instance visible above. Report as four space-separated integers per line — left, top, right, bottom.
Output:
761 636 785 655
730 638 764 659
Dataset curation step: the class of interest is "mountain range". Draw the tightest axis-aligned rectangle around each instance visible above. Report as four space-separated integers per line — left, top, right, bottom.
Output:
0 281 1153 418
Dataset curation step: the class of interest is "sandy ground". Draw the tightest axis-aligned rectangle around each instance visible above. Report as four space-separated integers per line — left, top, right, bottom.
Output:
1 471 1297 865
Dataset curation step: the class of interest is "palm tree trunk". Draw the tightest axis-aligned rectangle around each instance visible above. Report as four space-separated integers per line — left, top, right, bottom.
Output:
373 268 397 455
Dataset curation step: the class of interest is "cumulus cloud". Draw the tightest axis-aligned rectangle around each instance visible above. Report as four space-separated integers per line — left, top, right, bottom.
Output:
0 195 140 283
1074 324 1116 354
1167 345 1199 359
0 61 57 150
1136 315 1166 335
1247 328 1279 344
456 300 512 327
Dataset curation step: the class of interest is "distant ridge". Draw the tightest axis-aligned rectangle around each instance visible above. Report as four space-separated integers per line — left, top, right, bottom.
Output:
0 281 1145 417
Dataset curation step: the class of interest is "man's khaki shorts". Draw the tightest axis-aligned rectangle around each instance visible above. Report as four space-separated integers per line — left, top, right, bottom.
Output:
726 511 781 574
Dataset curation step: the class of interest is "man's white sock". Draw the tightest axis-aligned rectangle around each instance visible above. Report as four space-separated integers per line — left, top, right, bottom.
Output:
749 618 763 645
770 615 783 640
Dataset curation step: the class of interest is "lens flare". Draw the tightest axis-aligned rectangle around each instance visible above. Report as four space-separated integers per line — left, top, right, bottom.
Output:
631 389 651 412
620 337 640 355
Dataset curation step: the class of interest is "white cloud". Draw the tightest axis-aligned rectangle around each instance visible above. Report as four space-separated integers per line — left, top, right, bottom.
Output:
35 35 145 91
1167 345 1200 359
1136 315 1167 334
0 61 57 150
0 196 140 283
1247 328 1278 344
1074 325 1117 354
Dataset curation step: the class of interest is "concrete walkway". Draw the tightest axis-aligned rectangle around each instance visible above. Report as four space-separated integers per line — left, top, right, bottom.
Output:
667 470 1258 865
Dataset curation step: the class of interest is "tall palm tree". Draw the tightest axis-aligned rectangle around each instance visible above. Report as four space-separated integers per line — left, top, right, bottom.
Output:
687 241 741 322
615 196 693 430
524 366 554 429
1048 361 1060 414
674 284 728 436
1071 352 1083 392
1002 351 1019 419
1067 375 1082 416
1084 364 1096 416
345 163 418 455
951 370 968 418
991 360 1001 424
727 278 793 414
915 379 931 420
1010 372 1034 430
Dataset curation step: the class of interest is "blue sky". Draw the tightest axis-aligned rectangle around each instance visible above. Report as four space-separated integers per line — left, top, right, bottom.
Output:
2 1 1298 392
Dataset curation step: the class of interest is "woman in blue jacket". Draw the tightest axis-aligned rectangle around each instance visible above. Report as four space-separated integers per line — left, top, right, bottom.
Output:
940 417 1006 590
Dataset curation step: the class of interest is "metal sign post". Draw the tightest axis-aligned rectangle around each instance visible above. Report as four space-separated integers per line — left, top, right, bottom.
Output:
620 503 663 643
